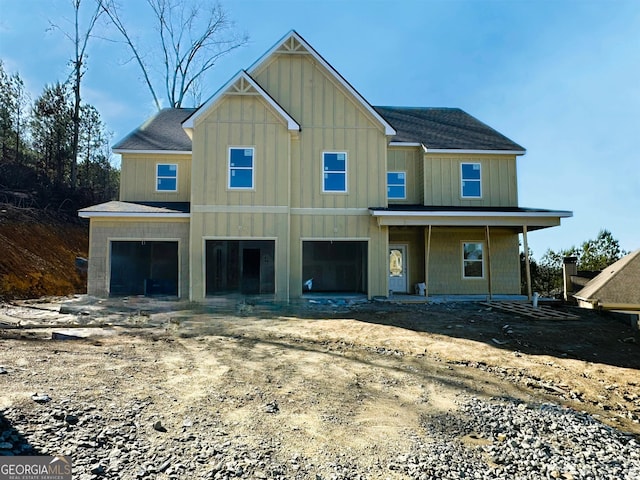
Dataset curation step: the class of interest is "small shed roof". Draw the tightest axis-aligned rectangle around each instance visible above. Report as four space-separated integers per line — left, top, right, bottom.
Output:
574 249 640 309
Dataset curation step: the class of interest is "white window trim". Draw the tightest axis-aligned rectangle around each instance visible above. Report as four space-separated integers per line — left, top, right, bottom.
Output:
228 147 255 190
155 163 178 192
462 241 485 279
322 151 348 193
460 162 482 199
387 171 407 200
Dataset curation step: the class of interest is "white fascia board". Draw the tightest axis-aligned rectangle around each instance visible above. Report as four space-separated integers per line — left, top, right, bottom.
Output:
425 148 526 156
370 210 573 218
78 212 190 219
389 142 427 152
112 149 192 155
247 30 396 137
182 70 300 131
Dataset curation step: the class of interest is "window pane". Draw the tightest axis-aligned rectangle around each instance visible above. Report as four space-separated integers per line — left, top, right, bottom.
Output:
324 153 346 172
230 148 253 167
157 177 177 191
387 172 405 184
324 172 346 191
464 243 483 260
462 180 481 197
157 164 177 177
461 163 481 180
230 168 253 188
389 249 403 276
464 260 483 278
387 185 405 199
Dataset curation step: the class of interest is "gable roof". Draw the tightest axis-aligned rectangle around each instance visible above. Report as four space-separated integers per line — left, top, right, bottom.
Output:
113 108 195 153
248 30 396 137
574 249 640 309
374 106 525 153
182 70 300 132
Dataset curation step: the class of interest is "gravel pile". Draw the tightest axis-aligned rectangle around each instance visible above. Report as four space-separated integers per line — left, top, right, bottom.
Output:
1 395 639 479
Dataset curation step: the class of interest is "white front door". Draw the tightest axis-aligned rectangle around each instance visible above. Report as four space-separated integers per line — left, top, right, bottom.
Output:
389 245 408 294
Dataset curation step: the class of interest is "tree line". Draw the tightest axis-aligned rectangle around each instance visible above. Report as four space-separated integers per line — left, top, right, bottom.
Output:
522 229 628 297
0 0 247 215
0 61 118 213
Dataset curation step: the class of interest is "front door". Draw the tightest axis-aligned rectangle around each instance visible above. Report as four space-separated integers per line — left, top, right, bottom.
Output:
389 245 408 294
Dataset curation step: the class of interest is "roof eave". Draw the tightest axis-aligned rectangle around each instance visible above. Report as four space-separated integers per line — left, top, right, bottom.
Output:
112 149 192 155
369 209 573 218
424 148 526 156
78 211 190 219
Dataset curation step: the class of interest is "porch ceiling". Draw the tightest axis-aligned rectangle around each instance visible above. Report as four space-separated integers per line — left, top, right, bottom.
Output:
369 206 572 231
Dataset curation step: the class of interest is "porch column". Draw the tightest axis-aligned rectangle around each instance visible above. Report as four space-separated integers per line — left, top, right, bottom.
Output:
424 225 432 298
485 225 493 300
522 225 532 300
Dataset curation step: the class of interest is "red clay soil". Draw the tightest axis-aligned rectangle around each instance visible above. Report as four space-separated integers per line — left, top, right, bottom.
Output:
0 204 88 300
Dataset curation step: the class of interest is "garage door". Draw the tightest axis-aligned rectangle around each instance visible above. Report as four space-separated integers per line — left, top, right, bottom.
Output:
110 241 178 296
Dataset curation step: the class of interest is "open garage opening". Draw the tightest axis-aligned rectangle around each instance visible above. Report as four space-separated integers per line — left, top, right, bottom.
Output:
205 240 275 296
302 240 368 294
109 241 179 296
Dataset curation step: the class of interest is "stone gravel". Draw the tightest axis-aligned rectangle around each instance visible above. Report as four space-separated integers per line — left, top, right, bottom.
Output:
2 394 638 479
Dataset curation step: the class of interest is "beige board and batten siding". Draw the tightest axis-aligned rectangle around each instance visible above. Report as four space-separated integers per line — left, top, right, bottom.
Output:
190 94 291 207
189 212 288 301
251 47 390 298
188 87 293 301
426 227 520 295
119 153 191 202
86 218 190 298
424 154 518 207
388 146 424 204
252 52 389 209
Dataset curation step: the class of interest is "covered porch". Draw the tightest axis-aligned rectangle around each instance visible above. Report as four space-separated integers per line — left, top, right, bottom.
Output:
371 206 572 300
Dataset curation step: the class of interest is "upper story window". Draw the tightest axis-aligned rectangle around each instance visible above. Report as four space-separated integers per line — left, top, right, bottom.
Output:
229 147 254 189
461 163 481 198
462 242 484 278
387 172 406 200
156 164 178 192
323 152 347 192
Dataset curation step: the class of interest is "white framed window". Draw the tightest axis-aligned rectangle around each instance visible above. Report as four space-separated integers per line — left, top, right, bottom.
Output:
323 152 347 192
387 171 406 199
462 242 484 278
156 164 178 192
228 147 254 189
461 163 481 198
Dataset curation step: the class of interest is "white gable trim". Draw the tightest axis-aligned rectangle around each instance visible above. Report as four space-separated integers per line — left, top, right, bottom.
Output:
182 70 300 131
248 30 397 137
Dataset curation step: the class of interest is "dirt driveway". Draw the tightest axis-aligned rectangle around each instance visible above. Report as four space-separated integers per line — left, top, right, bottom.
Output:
1 296 639 478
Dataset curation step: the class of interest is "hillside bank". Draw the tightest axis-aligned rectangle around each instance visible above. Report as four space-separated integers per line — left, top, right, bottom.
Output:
0 204 88 300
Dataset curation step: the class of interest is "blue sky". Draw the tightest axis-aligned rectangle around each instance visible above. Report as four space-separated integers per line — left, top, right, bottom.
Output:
1 0 638 258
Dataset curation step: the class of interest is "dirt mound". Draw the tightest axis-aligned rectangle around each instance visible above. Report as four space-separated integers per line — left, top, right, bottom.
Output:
0 204 88 300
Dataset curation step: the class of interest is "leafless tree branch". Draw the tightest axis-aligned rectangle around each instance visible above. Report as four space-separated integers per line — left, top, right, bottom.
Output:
101 0 248 109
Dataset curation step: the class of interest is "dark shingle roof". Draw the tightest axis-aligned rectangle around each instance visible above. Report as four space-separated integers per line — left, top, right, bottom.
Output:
113 106 524 153
113 108 196 152
373 106 525 151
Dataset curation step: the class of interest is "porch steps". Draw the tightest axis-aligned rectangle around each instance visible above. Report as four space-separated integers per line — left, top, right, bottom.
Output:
480 301 580 320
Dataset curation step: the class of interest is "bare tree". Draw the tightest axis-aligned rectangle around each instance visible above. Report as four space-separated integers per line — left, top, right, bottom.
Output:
101 0 248 109
50 0 104 189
